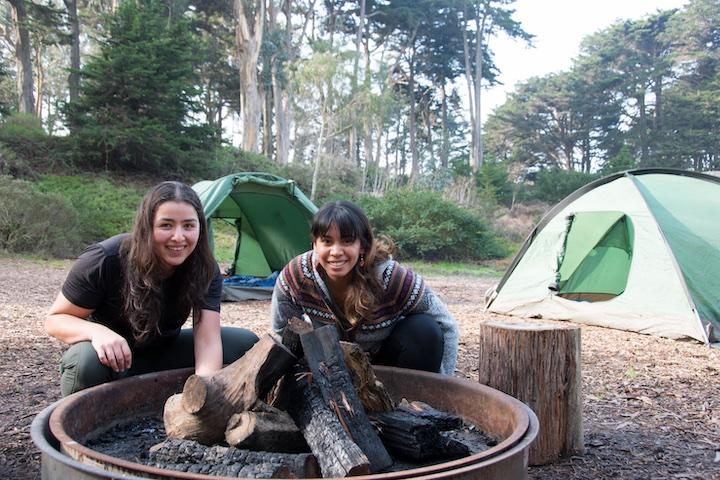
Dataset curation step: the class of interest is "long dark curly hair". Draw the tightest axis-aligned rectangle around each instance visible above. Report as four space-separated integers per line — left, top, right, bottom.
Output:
121 181 215 344
311 200 393 327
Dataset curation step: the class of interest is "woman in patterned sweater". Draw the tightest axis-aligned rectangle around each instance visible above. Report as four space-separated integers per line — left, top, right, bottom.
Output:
270 201 458 375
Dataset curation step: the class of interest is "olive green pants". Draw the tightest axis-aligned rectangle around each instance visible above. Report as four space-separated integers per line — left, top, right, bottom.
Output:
59 327 259 396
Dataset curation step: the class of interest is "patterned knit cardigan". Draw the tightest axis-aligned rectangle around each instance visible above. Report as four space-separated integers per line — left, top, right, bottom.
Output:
270 251 458 375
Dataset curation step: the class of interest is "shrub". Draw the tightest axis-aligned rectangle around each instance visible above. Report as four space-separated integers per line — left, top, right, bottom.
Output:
35 175 143 245
359 188 507 261
0 176 81 256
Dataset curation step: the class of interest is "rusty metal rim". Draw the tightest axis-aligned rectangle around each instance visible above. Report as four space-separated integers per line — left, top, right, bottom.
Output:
31 399 148 480
47 367 537 480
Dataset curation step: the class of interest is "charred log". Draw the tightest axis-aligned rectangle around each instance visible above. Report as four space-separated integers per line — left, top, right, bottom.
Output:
340 341 395 413
300 325 393 472
280 366 371 477
225 403 307 453
148 438 319 478
370 409 470 461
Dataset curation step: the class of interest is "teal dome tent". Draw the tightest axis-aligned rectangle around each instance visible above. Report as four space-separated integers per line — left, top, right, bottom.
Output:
193 173 317 301
486 169 720 345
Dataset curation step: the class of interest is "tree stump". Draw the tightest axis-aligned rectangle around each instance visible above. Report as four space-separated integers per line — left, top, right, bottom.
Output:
478 321 583 466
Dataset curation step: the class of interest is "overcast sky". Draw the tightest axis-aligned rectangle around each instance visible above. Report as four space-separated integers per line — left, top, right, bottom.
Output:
481 0 690 121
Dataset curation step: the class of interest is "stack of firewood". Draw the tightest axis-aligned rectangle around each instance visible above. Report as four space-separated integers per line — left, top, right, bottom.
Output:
155 318 470 478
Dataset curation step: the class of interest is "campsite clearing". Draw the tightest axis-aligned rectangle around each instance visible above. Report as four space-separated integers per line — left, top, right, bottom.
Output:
1 257 718 479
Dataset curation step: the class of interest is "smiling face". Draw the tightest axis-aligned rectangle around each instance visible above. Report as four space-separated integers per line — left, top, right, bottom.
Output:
313 223 363 287
152 200 200 275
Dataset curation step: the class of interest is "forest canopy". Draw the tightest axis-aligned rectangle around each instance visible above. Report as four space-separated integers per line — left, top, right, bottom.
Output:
0 0 718 259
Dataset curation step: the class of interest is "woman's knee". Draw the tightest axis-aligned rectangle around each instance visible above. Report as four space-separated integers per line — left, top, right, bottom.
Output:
59 342 113 396
220 327 260 364
378 313 444 372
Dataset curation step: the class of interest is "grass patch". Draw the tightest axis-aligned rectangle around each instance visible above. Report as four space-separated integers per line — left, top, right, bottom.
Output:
209 219 238 267
403 260 505 277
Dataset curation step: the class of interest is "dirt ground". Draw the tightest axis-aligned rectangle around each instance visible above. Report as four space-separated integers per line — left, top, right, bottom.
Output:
1 257 719 480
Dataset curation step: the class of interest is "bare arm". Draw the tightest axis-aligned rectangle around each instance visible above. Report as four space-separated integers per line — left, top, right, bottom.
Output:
45 293 132 372
193 309 223 375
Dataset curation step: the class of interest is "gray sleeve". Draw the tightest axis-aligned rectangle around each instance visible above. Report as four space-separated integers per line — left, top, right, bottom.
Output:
414 288 459 376
270 280 304 334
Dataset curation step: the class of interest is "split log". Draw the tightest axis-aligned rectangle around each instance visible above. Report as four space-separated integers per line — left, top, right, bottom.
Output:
478 321 583 465
225 402 307 453
341 341 395 413
163 334 296 445
280 316 314 357
370 409 470 461
279 318 394 413
301 325 393 473
280 365 371 477
396 399 463 430
148 438 319 478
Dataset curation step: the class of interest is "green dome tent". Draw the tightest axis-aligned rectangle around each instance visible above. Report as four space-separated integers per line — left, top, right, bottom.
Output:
193 173 317 301
485 168 720 345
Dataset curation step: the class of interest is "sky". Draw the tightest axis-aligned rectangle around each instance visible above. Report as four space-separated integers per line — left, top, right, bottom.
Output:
481 0 690 122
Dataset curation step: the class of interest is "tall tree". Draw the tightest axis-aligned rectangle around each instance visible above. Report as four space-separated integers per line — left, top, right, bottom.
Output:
8 0 35 114
461 0 530 171
235 0 264 153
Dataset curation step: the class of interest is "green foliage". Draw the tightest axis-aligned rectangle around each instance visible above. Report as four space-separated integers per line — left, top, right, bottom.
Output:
0 176 81 256
0 114 49 170
64 0 219 175
404 260 504 278
476 162 515 208
600 145 636 174
35 175 143 245
525 169 599 204
359 188 507 261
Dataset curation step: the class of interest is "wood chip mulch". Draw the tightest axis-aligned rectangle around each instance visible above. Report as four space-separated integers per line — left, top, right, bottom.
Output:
1 259 718 480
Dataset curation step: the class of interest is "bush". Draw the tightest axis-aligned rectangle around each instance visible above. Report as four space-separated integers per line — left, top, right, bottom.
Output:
35 175 144 245
359 188 507 261
0 176 81 256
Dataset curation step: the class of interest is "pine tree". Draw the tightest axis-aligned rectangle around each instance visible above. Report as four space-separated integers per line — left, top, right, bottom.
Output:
65 0 218 173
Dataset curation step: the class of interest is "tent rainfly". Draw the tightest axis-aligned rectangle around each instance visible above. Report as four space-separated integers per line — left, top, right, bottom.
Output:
485 168 720 346
193 173 317 301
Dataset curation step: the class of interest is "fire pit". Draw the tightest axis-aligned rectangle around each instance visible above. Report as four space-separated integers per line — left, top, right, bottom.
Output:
33 366 538 479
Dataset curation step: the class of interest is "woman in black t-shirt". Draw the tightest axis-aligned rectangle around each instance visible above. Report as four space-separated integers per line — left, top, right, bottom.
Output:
46 181 258 396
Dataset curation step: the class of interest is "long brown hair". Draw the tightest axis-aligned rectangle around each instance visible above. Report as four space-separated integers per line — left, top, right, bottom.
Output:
121 181 216 344
311 201 393 327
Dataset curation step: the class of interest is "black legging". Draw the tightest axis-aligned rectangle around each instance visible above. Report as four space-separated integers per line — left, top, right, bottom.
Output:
372 313 444 373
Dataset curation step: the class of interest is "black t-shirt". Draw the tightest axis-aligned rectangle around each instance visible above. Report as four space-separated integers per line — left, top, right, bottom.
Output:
61 233 222 348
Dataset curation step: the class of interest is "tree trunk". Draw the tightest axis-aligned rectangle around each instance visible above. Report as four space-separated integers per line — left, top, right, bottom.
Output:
462 3 476 170
9 0 35 115
236 0 264 153
408 42 419 182
473 9 486 171
63 0 81 102
478 321 584 466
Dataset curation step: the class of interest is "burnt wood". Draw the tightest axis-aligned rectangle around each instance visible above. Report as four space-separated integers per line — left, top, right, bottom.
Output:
163 334 296 445
300 325 393 473
280 316 314 357
280 365 371 477
225 402 307 453
370 409 470 461
340 341 395 413
396 399 464 430
148 438 319 478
